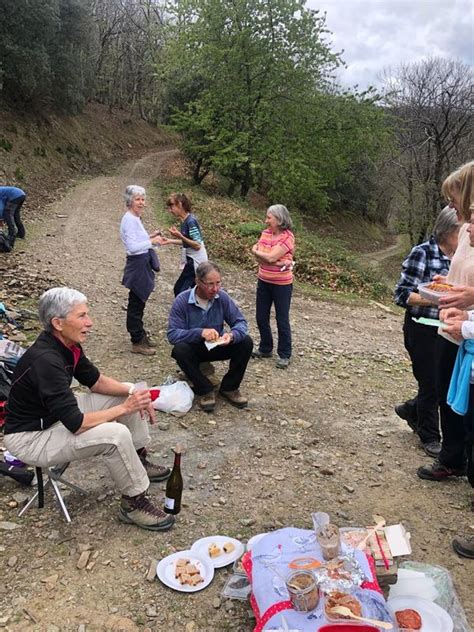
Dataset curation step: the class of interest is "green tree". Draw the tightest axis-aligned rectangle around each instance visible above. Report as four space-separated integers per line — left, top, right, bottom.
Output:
0 0 96 112
165 0 388 216
166 0 341 199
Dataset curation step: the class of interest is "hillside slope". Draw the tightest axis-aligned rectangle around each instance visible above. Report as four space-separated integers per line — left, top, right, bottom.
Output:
0 103 176 222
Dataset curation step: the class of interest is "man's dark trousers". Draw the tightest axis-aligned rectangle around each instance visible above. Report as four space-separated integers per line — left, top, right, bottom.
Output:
172 335 253 395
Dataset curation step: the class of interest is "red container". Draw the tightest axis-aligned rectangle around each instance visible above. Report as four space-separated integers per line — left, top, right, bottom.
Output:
319 625 379 632
149 388 160 401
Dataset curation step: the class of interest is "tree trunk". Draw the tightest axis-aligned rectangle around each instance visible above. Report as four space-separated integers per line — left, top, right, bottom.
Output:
192 158 209 184
239 163 252 198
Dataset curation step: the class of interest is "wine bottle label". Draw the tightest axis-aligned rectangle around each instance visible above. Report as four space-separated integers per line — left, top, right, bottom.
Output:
164 496 175 510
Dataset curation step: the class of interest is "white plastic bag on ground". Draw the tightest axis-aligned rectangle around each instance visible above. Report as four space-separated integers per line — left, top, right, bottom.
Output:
152 381 194 417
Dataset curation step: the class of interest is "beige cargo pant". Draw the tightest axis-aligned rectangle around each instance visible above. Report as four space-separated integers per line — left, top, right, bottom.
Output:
5 390 150 497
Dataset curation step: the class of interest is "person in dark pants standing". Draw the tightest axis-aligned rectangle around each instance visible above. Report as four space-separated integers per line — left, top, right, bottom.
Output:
251 204 295 370
120 185 163 356
0 186 26 248
394 206 460 457
167 261 252 412
160 193 208 296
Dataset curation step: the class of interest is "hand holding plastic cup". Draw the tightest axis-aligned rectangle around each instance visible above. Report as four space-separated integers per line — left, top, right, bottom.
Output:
134 381 148 392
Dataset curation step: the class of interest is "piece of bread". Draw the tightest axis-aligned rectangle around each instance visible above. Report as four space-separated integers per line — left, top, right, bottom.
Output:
178 573 192 585
223 542 235 554
208 543 222 558
189 573 204 586
176 558 189 567
175 566 186 579
185 563 199 575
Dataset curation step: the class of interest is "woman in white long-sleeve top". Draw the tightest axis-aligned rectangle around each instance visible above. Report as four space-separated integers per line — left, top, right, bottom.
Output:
120 185 163 356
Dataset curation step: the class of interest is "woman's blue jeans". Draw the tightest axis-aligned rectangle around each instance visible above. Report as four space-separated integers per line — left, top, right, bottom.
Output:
255 279 292 359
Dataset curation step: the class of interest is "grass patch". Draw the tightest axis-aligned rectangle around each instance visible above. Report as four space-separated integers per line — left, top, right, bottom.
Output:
0 137 13 151
153 174 391 301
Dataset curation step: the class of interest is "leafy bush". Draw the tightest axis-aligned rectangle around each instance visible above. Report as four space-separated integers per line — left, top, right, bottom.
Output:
237 222 264 237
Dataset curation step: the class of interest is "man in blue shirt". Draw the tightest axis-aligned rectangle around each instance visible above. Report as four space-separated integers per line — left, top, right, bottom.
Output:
0 186 26 249
168 261 253 412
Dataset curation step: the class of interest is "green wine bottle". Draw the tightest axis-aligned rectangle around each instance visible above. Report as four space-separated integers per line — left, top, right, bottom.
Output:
164 447 183 515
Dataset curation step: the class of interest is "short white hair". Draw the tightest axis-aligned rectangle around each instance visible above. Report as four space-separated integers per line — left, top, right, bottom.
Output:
38 287 87 332
267 204 293 230
124 185 146 208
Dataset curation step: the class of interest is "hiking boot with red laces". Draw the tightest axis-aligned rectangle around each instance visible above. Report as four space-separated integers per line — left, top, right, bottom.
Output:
119 492 175 531
417 459 466 481
138 449 170 482
219 389 248 409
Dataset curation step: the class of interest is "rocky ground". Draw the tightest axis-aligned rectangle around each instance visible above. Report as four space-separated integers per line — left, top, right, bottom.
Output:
0 149 473 631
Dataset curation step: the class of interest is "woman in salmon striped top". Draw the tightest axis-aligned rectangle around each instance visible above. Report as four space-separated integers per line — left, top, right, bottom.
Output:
251 204 295 369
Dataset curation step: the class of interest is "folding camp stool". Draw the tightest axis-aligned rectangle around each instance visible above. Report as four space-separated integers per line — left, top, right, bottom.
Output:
18 463 87 523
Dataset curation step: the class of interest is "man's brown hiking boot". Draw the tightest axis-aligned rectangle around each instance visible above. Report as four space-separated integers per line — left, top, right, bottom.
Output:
131 339 156 355
219 389 248 409
198 391 216 412
119 492 175 531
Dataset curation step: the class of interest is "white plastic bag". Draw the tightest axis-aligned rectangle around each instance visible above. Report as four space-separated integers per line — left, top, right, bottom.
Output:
152 380 194 417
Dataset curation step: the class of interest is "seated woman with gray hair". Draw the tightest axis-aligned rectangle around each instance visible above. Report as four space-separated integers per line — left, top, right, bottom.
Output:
120 185 163 355
251 204 295 369
4 287 174 532
394 205 461 458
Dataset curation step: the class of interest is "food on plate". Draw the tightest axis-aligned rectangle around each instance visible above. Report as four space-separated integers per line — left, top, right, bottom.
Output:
176 558 189 567
175 558 190 578
325 591 362 619
188 574 204 586
208 543 222 558
178 572 192 585
395 608 422 630
223 541 235 554
185 563 199 575
174 559 204 586
426 281 454 292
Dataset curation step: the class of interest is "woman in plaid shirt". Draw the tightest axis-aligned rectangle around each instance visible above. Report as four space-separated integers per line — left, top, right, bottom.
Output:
394 206 460 457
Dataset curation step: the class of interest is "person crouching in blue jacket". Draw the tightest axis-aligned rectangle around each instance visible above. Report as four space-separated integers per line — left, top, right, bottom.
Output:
167 261 253 413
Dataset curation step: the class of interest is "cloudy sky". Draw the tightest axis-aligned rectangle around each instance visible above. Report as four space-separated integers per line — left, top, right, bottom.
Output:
307 0 473 89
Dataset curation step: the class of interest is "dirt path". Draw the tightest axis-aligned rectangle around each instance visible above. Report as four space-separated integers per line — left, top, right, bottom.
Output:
359 234 407 267
1 150 473 631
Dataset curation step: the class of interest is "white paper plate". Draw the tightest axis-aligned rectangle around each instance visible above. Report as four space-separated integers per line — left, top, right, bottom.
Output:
191 535 244 568
246 532 268 551
156 550 214 593
388 595 453 632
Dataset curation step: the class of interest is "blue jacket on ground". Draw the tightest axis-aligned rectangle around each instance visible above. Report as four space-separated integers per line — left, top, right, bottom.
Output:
167 287 248 345
0 187 25 219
